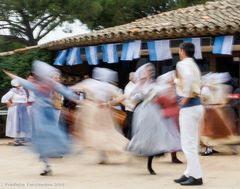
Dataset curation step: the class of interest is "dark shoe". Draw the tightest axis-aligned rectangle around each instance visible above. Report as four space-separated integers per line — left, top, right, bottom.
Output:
13 142 24 146
202 147 214 156
174 175 189 183
212 149 219 154
172 157 183 164
40 169 52 176
98 160 107 165
180 176 203 186
48 155 63 158
202 150 213 156
149 170 156 175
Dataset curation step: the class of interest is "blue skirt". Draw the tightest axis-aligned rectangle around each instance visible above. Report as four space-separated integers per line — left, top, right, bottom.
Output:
31 105 71 157
16 103 29 134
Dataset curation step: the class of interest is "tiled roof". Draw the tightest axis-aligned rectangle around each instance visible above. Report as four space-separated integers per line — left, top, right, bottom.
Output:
38 0 240 50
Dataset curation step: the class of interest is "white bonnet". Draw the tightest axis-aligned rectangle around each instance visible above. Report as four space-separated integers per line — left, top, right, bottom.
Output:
11 79 20 87
32 60 60 80
157 71 175 84
92 67 118 84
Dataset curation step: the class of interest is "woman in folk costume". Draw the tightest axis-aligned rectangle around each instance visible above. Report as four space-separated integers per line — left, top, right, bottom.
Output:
3 60 79 176
50 72 64 123
122 72 138 139
200 72 240 155
1 79 30 146
70 67 129 164
154 71 182 163
127 63 181 175
25 72 36 141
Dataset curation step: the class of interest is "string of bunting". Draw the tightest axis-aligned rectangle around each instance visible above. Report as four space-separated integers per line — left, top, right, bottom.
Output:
53 36 234 66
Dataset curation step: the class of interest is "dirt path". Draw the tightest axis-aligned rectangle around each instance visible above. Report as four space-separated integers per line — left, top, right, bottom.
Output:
0 139 239 189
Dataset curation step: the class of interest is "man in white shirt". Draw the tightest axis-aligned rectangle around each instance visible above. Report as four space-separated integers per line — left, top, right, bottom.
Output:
123 72 136 139
174 42 204 186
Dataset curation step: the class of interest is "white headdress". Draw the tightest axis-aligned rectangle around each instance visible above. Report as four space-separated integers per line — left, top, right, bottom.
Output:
92 67 118 84
135 63 155 82
157 71 175 85
11 79 20 87
32 60 60 80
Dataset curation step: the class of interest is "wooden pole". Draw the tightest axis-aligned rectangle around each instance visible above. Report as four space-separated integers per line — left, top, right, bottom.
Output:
210 54 217 72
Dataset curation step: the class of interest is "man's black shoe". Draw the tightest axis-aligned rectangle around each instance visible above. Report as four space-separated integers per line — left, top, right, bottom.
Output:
174 175 189 183
180 176 203 186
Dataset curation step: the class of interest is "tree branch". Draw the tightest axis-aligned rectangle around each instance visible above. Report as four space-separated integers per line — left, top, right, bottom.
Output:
35 16 58 38
0 23 26 34
32 14 54 30
37 20 62 41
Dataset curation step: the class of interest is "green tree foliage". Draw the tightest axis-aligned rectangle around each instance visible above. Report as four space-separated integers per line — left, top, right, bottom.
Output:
88 0 211 29
0 0 102 46
0 36 25 52
0 0 211 50
0 49 51 94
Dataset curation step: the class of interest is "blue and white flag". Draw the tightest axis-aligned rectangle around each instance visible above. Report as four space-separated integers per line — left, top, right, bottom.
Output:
213 36 234 55
66 47 82 65
53 49 68 65
102 44 119 63
121 40 141 61
147 40 172 61
184 38 202 59
85 46 99 65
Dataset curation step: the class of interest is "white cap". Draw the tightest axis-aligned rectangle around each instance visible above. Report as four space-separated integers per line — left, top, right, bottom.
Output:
11 79 20 87
32 60 60 80
157 71 175 84
135 63 155 82
92 67 118 84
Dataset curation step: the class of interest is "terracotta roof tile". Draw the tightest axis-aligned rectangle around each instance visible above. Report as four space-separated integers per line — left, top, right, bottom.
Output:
40 0 240 50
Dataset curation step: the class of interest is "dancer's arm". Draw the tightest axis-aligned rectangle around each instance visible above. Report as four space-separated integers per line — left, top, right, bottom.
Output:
3 70 36 91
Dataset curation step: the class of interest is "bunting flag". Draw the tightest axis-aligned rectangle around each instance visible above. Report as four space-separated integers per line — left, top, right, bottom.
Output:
184 38 202 59
66 47 82 65
121 40 141 61
85 46 99 65
53 49 68 65
102 44 119 63
212 36 234 55
147 40 172 61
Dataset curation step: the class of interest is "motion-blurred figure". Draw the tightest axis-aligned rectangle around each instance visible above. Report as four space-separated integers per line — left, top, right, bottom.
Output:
4 60 79 176
70 67 128 164
155 71 182 164
201 72 239 155
122 72 137 139
127 63 181 175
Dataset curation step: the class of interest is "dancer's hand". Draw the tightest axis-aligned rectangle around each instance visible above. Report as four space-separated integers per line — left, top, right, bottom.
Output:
180 97 189 105
7 102 15 108
98 103 109 108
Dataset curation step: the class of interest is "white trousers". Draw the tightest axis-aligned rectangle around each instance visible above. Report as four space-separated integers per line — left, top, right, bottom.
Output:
179 105 204 179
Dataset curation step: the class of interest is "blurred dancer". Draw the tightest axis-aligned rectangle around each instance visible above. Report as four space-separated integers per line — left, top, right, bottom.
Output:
174 42 204 186
128 63 181 175
122 72 137 139
70 67 128 164
25 72 36 142
4 60 79 176
1 79 30 146
51 72 63 123
201 72 239 155
154 71 182 164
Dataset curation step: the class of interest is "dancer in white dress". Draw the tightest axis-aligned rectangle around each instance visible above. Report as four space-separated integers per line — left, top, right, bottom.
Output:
1 79 30 146
70 67 129 164
128 63 181 175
